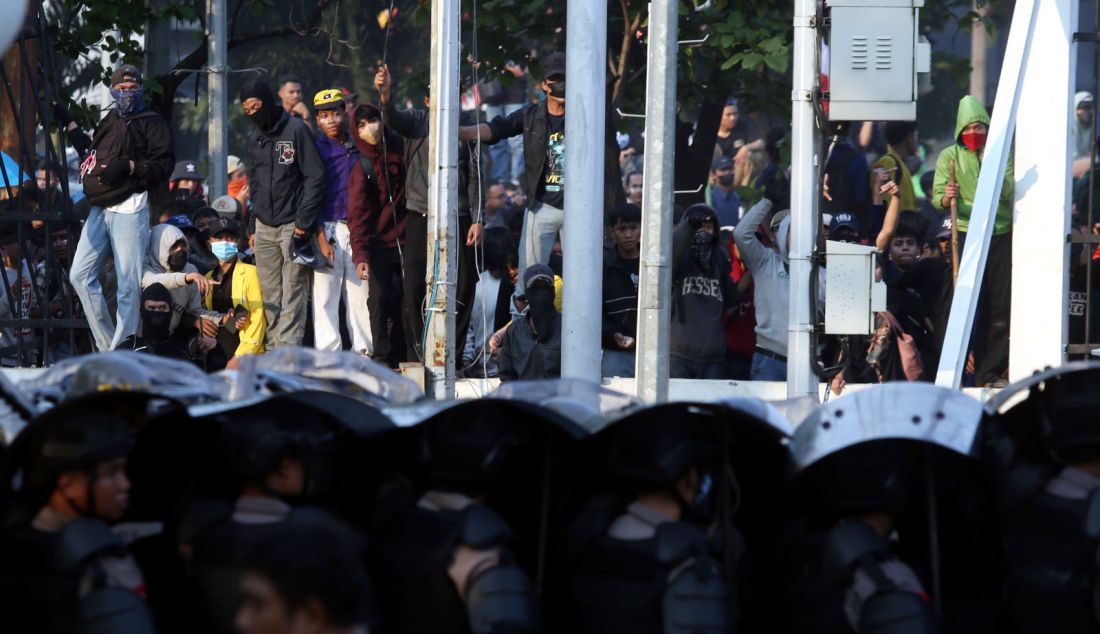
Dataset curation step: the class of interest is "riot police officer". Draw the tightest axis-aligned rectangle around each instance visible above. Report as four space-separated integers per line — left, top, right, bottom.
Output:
368 406 539 633
0 408 155 634
988 364 1100 633
563 407 734 634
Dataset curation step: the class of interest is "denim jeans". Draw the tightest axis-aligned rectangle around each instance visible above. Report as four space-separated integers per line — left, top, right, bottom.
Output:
601 349 636 378
750 351 788 381
515 201 564 297
254 220 311 349
69 197 150 351
484 103 525 183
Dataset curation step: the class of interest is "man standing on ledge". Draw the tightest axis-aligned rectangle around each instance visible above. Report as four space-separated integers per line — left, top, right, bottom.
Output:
460 52 566 298
240 79 325 349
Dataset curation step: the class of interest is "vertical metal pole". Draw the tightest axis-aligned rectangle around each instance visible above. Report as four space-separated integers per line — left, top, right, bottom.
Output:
425 0 459 399
969 0 988 107
206 0 228 199
1010 0 1074 379
935 0 1037 388
561 0 607 385
788 0 820 399
635 0 676 403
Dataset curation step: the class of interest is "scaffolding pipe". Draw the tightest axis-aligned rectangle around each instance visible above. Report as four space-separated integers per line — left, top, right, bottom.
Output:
424 0 459 399
788 0 821 399
206 0 227 198
635 0 677 403
561 0 607 385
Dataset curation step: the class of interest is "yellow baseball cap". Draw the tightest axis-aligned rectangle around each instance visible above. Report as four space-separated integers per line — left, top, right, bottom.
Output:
313 88 345 111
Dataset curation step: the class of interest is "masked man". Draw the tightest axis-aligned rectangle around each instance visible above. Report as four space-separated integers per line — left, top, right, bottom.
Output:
63 64 174 351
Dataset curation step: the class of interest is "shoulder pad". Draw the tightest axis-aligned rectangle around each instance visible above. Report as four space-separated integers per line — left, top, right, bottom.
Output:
57 519 124 573
460 504 511 550
76 587 157 634
465 563 539 634
822 521 888 583
655 521 709 567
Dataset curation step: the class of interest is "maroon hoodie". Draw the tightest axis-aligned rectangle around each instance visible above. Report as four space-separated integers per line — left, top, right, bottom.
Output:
347 130 407 265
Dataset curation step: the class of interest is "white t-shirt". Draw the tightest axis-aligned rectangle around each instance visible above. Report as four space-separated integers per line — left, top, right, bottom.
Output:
106 191 148 214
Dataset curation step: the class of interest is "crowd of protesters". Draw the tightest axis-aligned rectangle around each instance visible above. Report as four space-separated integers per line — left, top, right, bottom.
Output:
4 52 1086 387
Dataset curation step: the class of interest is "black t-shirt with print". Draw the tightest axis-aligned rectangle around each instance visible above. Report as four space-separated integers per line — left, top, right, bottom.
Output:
538 114 565 208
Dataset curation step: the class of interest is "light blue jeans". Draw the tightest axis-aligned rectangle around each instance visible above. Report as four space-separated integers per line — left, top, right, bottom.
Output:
515 201 564 298
70 201 150 351
484 103 525 183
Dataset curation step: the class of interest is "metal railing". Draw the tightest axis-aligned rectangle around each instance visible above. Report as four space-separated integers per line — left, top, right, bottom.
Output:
0 1 91 366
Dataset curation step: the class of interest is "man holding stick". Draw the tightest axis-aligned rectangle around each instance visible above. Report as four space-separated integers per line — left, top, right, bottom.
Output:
932 95 1015 387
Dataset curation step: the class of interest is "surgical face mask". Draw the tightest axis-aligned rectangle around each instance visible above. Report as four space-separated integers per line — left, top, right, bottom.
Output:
547 79 566 100
960 129 987 152
359 120 382 145
717 174 734 187
110 87 146 117
211 241 238 262
167 249 189 272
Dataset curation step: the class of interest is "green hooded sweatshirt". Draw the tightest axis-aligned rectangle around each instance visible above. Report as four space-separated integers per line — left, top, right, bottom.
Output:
931 95 1014 235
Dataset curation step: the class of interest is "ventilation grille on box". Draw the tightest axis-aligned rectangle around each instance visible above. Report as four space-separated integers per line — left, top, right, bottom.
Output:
851 36 867 70
876 36 892 70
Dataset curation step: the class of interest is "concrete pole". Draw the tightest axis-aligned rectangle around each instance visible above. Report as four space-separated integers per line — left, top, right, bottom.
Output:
969 0 988 107
424 0 459 399
788 0 820 399
1009 0 1074 379
206 0 228 198
635 0 677 403
935 0 1037 388
561 0 607 384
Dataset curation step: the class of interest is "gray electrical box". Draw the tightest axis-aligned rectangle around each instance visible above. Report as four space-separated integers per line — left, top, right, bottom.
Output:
826 0 931 121
825 240 887 335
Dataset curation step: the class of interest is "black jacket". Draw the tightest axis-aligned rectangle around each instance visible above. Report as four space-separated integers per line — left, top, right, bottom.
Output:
245 112 325 231
487 101 552 201
383 104 480 216
498 313 562 381
602 251 639 347
75 108 174 207
670 207 739 363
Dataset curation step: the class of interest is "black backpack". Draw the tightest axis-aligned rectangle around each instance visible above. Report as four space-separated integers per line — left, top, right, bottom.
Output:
80 110 159 206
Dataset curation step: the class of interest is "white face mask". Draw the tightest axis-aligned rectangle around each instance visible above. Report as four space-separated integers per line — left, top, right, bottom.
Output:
359 120 382 145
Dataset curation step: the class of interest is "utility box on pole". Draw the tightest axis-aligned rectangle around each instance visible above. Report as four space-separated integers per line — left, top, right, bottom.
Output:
825 0 931 121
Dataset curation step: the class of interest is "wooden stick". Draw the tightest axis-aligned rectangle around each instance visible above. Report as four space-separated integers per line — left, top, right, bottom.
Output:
950 159 959 286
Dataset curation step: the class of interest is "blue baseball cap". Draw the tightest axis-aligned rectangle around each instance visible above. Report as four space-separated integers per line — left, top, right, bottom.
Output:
828 212 860 235
165 214 195 230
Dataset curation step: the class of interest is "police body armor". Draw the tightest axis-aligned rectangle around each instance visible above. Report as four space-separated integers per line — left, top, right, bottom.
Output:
370 486 538 634
567 515 732 634
822 521 936 634
1001 489 1099 633
56 519 156 634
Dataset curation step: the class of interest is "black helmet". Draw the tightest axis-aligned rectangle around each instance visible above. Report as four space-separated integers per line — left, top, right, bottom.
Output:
1033 366 1100 463
421 411 523 495
607 408 716 488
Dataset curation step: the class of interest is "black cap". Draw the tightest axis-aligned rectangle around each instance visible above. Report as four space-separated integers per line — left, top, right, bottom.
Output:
208 217 241 238
828 212 860 235
353 103 382 125
110 64 143 86
169 160 205 182
542 52 566 79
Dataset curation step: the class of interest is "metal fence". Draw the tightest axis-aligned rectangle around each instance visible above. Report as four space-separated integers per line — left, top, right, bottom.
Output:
0 1 91 366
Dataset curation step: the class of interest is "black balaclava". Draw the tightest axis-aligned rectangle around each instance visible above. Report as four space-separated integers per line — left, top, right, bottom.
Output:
141 284 173 343
690 229 714 270
240 80 283 132
526 286 557 343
